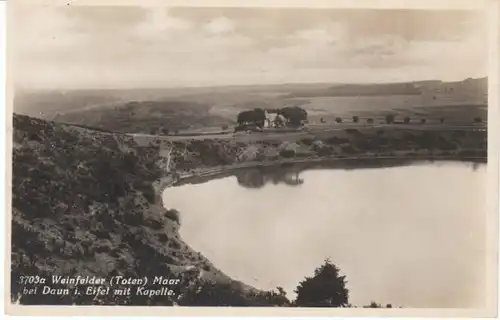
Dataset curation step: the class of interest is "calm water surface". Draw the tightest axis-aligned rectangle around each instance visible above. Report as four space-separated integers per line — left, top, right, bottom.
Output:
163 162 486 308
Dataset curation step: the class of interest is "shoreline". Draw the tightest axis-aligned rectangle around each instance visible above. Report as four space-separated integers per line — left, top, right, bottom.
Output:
155 150 486 208
168 152 486 187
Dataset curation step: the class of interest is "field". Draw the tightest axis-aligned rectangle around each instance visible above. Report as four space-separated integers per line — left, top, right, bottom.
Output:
14 77 487 137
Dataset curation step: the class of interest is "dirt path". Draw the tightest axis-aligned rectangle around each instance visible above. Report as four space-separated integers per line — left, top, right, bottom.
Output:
128 123 487 143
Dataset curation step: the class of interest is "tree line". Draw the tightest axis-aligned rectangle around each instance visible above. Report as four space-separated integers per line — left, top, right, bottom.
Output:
235 107 308 131
235 107 483 131
320 114 483 125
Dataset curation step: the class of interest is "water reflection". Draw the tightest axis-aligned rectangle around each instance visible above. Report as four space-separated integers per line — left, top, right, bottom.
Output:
235 165 304 189
164 161 487 308
234 160 484 189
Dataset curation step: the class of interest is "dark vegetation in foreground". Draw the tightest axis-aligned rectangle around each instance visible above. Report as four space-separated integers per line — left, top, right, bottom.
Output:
180 259 395 308
11 113 485 306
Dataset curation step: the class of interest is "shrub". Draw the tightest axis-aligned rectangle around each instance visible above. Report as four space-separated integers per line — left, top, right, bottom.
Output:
294 259 349 307
345 129 360 135
352 116 359 123
157 233 169 243
300 138 314 146
365 301 382 308
145 216 164 230
317 146 333 157
363 302 392 308
279 149 295 158
325 136 348 145
335 117 342 123
385 114 395 124
164 209 180 223
141 185 156 204
122 211 146 226
341 145 356 154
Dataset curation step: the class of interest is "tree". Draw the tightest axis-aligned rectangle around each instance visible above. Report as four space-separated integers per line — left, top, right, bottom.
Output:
368 301 382 308
352 116 359 123
385 114 395 124
367 118 374 124
237 108 266 128
320 117 325 123
278 106 308 127
294 259 349 307
420 118 426 124
221 125 229 130
273 116 285 128
404 117 410 124
335 117 342 123
474 117 482 123
363 302 392 308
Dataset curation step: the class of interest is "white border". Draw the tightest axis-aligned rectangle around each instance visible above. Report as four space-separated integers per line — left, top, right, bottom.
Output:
2 0 499 318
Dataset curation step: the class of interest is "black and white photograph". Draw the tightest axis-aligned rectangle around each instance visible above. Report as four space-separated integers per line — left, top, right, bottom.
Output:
5 0 499 317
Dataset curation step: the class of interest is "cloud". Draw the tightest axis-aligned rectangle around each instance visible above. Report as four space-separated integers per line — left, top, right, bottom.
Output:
134 9 193 41
203 16 236 35
290 27 344 46
13 6 88 55
13 6 488 89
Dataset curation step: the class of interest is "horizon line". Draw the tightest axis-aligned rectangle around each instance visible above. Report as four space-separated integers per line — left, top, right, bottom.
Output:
14 76 488 93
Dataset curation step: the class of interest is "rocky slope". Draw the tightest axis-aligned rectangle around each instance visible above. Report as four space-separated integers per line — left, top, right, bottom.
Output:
10 114 287 306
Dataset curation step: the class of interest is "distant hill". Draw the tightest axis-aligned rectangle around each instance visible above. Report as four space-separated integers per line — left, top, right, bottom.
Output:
415 77 488 96
13 90 121 119
283 82 422 98
52 100 233 134
282 77 487 98
12 77 487 134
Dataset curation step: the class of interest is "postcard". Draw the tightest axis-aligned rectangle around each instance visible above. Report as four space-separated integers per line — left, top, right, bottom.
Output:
4 0 499 317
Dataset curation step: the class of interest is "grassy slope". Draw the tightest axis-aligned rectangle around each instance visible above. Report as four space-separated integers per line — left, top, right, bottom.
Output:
53 100 232 134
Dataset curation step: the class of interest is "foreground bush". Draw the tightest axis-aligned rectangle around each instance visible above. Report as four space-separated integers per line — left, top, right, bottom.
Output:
294 259 349 307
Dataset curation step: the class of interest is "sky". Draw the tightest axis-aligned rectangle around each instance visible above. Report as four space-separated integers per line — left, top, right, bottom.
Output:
12 5 489 89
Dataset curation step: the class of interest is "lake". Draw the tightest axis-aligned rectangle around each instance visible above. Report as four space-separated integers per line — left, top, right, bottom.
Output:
163 161 486 308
